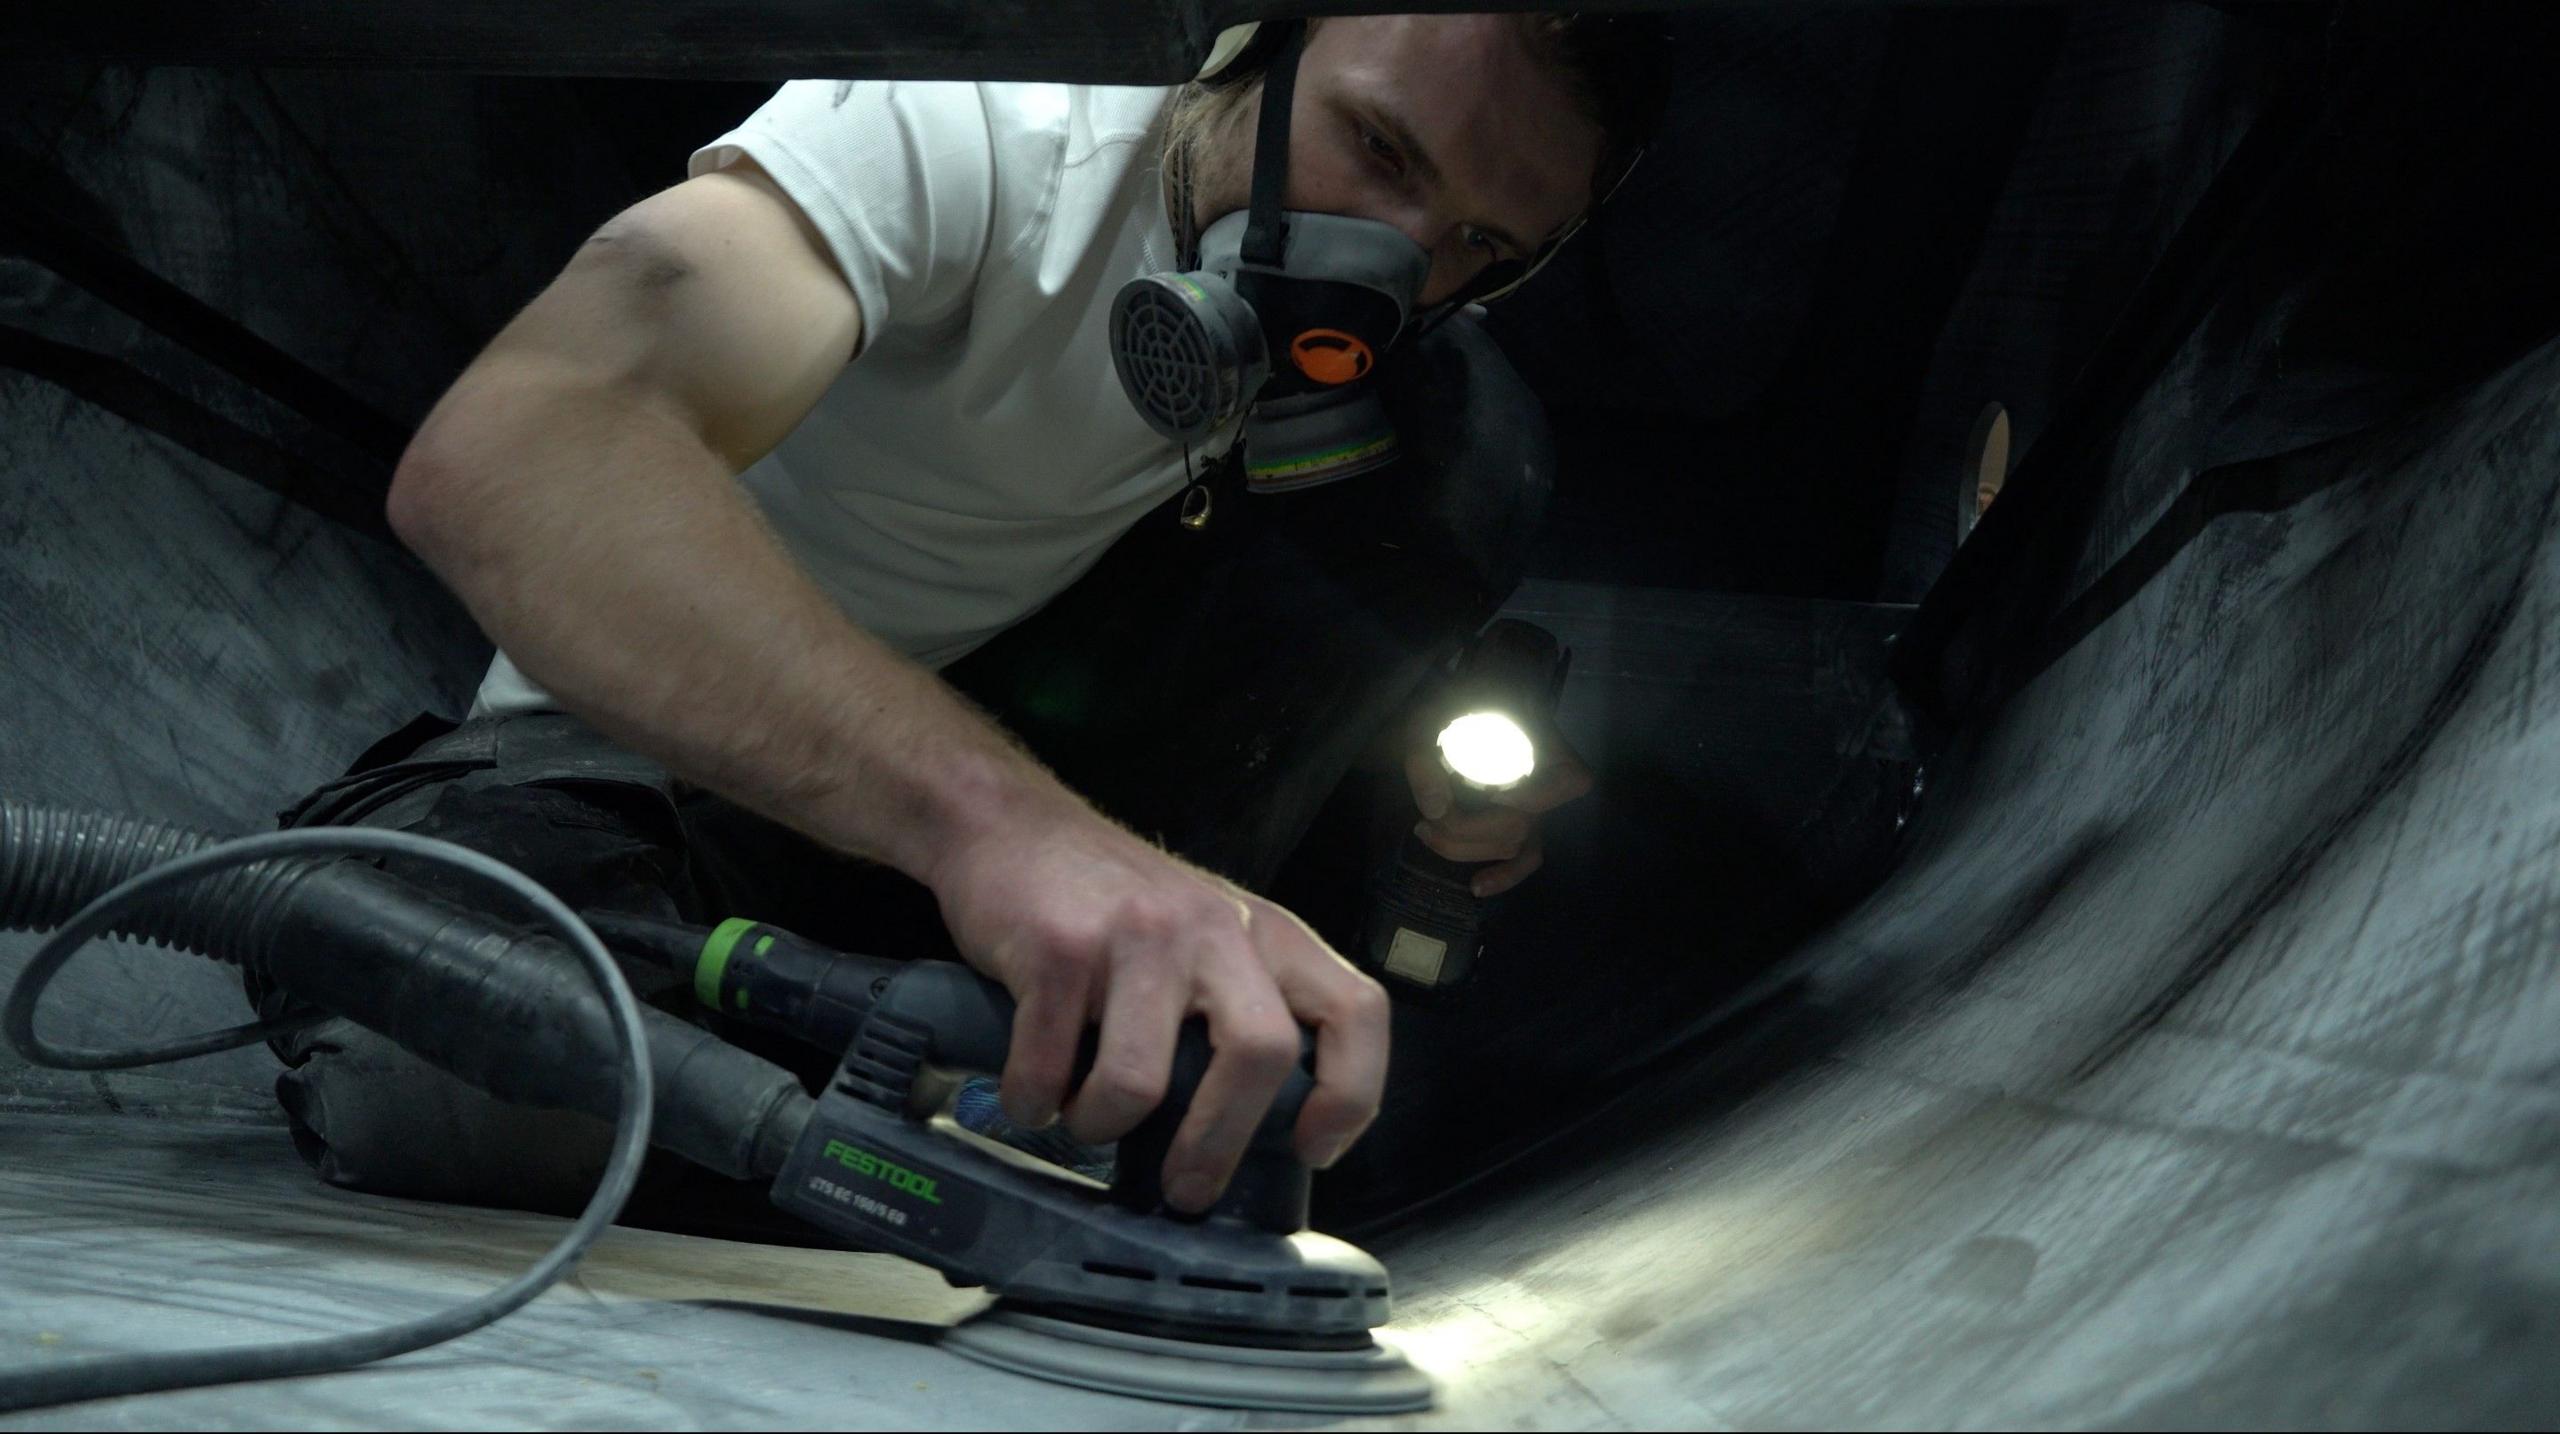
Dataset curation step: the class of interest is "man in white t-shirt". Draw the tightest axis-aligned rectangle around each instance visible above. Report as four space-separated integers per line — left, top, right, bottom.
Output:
278 13 1667 1218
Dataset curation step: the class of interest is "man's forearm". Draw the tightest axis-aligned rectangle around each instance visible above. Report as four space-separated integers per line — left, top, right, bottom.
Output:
388 352 1062 881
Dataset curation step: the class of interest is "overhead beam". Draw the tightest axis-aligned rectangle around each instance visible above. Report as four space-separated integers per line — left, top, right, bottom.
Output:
0 0 2128 82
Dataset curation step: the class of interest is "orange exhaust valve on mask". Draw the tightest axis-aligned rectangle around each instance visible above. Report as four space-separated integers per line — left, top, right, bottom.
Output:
1290 329 1375 385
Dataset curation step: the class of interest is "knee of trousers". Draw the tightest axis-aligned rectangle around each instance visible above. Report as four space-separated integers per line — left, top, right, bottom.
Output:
1377 309 1558 601
274 1016 619 1214
253 717 690 1203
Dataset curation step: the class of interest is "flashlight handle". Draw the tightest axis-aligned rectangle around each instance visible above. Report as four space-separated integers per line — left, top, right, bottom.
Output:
1408 838 1486 881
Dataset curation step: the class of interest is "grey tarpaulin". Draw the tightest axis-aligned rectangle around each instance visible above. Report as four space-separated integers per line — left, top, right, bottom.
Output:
5 2 2557 1427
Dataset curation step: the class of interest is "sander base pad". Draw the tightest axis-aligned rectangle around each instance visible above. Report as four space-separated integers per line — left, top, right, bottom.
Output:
939 1305 1434 1414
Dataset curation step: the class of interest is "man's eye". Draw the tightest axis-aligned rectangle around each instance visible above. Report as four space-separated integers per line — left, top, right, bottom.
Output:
1464 227 1497 254
1359 125 1402 170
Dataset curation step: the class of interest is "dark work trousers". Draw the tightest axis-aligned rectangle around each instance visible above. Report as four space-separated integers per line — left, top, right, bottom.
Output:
250 316 1553 1223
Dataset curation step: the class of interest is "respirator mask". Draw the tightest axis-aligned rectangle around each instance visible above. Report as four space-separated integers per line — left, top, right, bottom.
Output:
1111 22 1472 492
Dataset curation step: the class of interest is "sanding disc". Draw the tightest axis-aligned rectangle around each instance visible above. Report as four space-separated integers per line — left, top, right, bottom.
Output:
940 1307 1435 1415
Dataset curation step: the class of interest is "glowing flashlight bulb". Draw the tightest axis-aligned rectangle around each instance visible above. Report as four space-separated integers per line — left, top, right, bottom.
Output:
1437 711 1537 790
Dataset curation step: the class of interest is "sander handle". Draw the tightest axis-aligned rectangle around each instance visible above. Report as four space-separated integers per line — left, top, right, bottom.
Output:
862 958 1319 1232
590 912 1323 1233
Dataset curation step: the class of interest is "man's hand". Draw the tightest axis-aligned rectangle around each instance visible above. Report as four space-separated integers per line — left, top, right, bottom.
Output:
1403 729 1595 897
928 801 1391 1214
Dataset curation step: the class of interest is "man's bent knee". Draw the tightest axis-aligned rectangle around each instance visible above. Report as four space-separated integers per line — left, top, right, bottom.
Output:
274 1017 618 1215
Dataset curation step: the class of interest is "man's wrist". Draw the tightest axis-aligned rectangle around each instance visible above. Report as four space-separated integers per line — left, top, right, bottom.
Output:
909 742 1036 882
801 712 1067 890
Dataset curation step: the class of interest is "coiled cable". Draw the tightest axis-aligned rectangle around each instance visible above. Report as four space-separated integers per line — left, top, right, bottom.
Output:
0 826 652 1415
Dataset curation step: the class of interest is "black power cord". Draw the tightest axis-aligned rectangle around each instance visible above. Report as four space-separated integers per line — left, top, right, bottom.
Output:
0 827 653 1415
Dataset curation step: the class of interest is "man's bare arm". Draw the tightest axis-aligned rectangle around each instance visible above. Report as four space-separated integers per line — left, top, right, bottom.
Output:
388 164 1017 875
386 164 1389 1209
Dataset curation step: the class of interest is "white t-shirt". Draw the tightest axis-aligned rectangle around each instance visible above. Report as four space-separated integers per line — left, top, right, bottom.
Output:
475 79 1228 716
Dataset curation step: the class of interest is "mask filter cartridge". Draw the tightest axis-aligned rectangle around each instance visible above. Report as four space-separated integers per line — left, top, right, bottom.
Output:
1109 271 1269 446
1111 209 1429 490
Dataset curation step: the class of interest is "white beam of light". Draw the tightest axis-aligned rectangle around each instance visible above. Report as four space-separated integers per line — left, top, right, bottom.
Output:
1437 711 1536 790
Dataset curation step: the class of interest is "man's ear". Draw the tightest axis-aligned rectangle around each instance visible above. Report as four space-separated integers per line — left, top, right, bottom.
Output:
1197 20 1305 88
1197 24 1264 84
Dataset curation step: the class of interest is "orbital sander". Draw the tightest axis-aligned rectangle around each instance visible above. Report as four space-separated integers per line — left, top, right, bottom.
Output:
590 911 1433 1414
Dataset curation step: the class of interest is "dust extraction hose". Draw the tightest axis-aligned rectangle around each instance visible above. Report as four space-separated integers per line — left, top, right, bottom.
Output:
0 800 843 1414
0 800 813 1179
0 819 655 1414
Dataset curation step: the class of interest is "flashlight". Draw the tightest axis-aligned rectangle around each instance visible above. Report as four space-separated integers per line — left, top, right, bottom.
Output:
1436 711 1537 790
1362 620 1569 991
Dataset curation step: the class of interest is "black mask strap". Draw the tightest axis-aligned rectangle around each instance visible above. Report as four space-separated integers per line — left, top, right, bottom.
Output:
1240 21 1308 270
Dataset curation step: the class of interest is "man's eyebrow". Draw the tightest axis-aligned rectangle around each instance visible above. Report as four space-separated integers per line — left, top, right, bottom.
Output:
1366 101 1530 255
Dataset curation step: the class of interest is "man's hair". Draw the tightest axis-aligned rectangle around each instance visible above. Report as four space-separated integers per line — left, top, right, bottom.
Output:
1174 13 1674 214
1516 13 1674 204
